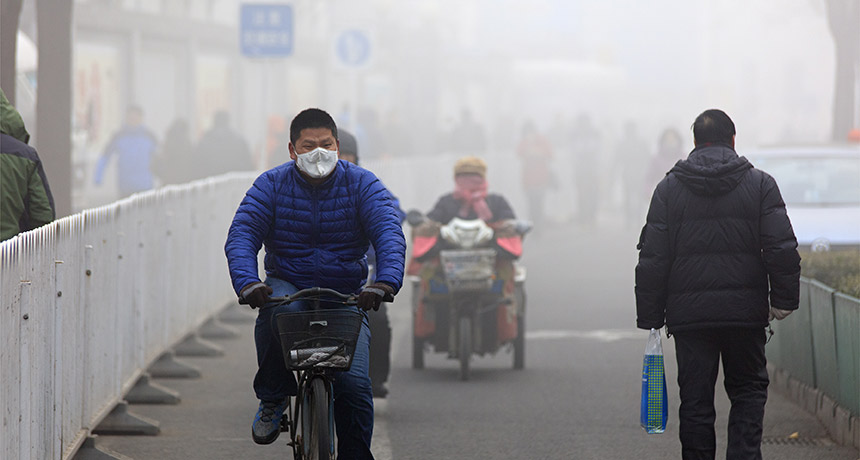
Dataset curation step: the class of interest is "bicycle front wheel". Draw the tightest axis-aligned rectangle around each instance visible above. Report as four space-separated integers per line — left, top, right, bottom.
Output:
302 377 334 460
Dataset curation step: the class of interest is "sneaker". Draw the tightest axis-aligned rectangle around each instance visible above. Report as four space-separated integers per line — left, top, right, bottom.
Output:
372 383 388 398
252 399 287 445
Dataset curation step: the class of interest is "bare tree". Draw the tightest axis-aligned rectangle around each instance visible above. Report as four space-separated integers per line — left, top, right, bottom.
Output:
0 0 23 104
825 0 860 141
35 0 73 217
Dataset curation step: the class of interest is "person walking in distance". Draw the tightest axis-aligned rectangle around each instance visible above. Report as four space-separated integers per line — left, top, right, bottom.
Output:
195 110 254 177
95 105 158 197
570 113 602 225
516 120 553 230
635 109 800 460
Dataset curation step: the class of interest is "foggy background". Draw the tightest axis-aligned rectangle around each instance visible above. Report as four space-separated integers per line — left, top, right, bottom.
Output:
4 3 860 458
3 0 857 215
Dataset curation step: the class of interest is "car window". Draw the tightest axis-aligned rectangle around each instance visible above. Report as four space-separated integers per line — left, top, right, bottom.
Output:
752 156 860 206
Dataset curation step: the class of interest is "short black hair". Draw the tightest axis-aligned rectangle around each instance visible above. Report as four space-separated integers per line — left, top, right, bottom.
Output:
692 109 735 145
290 108 338 145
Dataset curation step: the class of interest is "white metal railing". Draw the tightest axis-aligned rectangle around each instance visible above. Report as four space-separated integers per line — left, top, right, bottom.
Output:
0 174 254 460
0 154 528 460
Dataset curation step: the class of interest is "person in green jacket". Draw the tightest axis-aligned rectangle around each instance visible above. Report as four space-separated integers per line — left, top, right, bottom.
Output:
0 89 55 241
0 89 29 144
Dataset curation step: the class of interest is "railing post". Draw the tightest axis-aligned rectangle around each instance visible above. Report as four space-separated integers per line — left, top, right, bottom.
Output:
82 244 93 430
0 175 257 458
53 258 65 460
19 280 31 459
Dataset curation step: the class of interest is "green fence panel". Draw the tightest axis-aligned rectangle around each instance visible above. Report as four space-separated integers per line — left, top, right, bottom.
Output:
768 279 816 386
809 280 840 401
834 292 860 416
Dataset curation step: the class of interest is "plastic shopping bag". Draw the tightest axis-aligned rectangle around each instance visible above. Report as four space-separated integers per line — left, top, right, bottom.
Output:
640 328 668 434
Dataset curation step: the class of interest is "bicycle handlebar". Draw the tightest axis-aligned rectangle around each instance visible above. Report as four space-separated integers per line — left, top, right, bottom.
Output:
275 287 359 304
238 287 359 307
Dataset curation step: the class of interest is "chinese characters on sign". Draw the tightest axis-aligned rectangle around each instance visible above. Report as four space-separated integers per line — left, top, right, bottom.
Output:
240 4 293 57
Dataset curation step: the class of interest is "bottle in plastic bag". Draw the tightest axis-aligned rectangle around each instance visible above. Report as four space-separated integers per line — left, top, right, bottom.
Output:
640 328 668 434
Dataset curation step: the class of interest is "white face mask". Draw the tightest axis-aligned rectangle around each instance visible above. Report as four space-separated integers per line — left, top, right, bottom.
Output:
295 147 339 179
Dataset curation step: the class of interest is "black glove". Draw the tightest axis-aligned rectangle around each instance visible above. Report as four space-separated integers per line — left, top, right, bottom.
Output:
240 282 273 309
358 282 395 311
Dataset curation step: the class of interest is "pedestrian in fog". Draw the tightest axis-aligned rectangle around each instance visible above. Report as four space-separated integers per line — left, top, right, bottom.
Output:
338 129 406 398
645 127 684 192
357 107 385 161
95 105 158 198
448 109 487 156
635 109 800 460
269 121 293 168
153 119 195 186
613 121 649 226
570 114 601 225
195 110 254 177
263 114 287 168
1 89 55 241
516 120 553 229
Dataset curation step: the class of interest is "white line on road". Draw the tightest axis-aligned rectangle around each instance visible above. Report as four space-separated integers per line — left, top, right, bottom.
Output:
526 329 645 342
371 398 392 460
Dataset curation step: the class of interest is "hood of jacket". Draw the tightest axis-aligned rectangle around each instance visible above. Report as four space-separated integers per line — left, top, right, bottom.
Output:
670 144 752 196
0 89 30 144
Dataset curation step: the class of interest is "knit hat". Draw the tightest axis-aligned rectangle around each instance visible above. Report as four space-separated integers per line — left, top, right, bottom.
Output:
454 156 487 178
339 129 358 160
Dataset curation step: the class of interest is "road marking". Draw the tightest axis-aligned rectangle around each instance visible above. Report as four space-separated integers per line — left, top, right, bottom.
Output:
371 398 392 460
371 300 411 460
526 329 645 342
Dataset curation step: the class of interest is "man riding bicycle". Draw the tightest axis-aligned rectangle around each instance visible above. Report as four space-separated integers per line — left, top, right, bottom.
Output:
225 108 406 458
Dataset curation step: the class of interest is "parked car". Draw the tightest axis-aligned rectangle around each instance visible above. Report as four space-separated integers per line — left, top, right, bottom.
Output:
745 144 860 251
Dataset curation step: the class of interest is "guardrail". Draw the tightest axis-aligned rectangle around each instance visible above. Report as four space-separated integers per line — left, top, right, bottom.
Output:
0 153 525 460
767 276 860 448
0 174 254 460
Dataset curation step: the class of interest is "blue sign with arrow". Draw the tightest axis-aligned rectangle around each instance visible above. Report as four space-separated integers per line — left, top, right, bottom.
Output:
336 30 371 67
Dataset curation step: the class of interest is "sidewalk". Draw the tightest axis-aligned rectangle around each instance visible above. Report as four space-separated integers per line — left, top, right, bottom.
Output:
89 302 859 460
90 306 392 460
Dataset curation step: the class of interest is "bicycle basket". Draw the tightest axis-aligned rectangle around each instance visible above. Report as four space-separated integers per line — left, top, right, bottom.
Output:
275 308 364 371
439 249 496 292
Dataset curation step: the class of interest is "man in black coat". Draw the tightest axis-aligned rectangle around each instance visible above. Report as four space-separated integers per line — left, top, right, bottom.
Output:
635 109 800 460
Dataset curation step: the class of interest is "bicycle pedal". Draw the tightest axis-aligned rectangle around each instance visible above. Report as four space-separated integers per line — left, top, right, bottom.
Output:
280 418 289 432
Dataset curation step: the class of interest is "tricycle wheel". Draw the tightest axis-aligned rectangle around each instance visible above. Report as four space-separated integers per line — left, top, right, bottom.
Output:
513 313 525 370
459 316 471 381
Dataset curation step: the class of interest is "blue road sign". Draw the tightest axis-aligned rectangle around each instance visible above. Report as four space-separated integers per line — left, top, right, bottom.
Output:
336 30 371 67
240 4 293 57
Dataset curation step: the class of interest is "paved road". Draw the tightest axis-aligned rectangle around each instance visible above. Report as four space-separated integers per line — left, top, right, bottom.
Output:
97 220 859 460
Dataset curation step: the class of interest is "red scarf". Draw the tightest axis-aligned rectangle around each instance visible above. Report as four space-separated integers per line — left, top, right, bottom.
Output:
453 175 493 221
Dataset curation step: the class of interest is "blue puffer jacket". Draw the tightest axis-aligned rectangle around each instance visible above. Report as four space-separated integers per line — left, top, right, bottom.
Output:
225 160 406 297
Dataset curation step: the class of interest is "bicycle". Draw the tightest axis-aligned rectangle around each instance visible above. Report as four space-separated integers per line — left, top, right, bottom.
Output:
247 287 364 460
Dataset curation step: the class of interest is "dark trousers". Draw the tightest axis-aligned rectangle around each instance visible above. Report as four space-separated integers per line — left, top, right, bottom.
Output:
368 302 391 388
673 328 769 460
254 277 375 460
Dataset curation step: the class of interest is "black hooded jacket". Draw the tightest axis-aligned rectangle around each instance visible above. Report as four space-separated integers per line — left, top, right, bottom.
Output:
635 144 800 333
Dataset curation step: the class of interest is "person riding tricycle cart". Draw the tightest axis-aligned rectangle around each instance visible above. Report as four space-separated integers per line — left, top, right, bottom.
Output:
406 157 530 380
